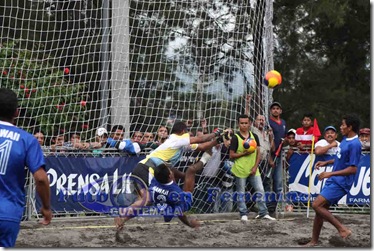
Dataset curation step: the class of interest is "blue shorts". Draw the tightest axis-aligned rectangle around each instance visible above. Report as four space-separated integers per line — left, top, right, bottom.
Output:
320 181 347 205
0 220 20 247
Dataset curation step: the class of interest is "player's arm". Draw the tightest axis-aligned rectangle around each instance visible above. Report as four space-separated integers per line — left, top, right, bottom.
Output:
318 165 357 180
33 167 52 225
195 140 218 152
315 159 335 169
178 214 200 228
189 132 216 144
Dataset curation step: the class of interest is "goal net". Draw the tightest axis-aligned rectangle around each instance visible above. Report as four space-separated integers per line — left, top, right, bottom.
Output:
1 0 274 213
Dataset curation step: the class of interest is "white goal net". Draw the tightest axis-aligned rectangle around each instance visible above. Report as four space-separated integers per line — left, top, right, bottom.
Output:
1 0 274 214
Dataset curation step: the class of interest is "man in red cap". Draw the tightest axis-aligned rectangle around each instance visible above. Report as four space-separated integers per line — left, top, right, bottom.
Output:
359 128 370 150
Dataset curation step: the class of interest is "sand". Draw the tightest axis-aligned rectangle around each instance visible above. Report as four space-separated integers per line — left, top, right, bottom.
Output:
15 212 370 248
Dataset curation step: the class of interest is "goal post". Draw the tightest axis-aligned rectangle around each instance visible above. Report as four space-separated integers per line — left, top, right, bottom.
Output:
0 0 274 140
2 0 276 216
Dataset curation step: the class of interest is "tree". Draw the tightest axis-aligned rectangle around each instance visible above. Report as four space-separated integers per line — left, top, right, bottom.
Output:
272 0 370 132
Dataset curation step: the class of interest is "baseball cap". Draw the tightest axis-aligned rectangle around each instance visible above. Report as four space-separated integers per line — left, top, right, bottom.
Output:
96 127 108 137
324 126 337 133
359 128 370 135
287 128 296 135
270 101 282 109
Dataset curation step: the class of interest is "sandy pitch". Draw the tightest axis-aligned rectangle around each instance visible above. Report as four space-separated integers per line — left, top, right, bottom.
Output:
16 212 370 248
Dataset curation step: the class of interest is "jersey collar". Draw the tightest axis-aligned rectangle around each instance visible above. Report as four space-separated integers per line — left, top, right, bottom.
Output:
0 120 15 127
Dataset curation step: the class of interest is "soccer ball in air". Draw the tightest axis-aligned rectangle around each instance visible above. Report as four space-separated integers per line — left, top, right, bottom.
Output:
243 138 257 153
264 70 282 88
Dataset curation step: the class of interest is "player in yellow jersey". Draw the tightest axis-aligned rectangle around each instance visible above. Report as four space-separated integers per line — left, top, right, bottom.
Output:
115 121 223 229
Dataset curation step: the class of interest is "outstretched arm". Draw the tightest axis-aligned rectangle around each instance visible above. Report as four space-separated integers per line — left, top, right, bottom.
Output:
190 133 216 144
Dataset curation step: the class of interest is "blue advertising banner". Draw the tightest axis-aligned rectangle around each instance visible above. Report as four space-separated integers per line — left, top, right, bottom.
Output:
38 156 145 212
288 153 370 205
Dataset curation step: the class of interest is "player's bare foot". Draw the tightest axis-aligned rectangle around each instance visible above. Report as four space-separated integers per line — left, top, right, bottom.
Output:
340 229 352 239
301 241 318 247
114 217 125 230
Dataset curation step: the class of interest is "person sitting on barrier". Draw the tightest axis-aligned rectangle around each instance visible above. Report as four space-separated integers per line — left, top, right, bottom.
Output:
295 113 319 150
115 120 224 230
315 126 340 156
103 126 142 155
284 129 298 161
32 128 47 149
358 128 370 150
64 131 89 150
50 133 66 152
110 125 125 141
115 163 200 231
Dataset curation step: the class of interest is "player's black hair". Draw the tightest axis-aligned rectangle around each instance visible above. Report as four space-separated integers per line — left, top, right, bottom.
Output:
111 125 124 133
343 114 361 134
0 88 18 120
170 121 187 134
237 114 251 122
153 164 171 184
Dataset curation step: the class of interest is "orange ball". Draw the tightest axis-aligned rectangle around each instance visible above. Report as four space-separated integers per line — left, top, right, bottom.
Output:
264 70 282 88
243 138 257 153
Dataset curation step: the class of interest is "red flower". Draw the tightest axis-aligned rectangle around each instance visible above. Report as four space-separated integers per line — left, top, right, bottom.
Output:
56 103 65 111
82 124 89 129
20 85 25 89
25 93 30 98
2 71 8 76
80 100 87 107
64 68 70 74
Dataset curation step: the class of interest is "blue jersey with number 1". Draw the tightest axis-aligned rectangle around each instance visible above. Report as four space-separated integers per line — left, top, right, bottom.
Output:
0 121 45 222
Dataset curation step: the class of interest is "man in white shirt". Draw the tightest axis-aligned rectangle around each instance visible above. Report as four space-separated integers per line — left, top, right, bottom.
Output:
315 126 340 155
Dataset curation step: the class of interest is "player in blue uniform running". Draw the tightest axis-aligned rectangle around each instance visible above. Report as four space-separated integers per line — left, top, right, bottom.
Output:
0 88 52 247
304 114 362 246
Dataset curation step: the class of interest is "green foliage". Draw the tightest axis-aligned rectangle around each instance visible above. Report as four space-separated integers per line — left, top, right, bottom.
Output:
0 41 87 136
273 0 370 132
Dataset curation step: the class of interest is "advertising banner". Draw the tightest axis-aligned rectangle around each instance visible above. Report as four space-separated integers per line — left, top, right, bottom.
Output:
288 153 370 205
38 156 145 212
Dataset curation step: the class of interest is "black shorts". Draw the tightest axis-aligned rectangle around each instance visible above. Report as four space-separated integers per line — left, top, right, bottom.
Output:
132 163 151 188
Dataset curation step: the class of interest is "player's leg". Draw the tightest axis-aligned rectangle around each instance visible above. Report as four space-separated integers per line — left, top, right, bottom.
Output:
183 161 204 193
171 168 185 181
115 163 151 230
312 194 351 239
234 177 248 220
250 175 275 220
303 202 327 247
182 151 212 193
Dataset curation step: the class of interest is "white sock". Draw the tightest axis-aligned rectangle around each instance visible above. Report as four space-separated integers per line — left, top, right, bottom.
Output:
199 151 212 165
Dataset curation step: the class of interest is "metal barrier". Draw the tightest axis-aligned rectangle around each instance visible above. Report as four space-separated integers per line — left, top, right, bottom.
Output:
281 148 370 215
23 148 370 221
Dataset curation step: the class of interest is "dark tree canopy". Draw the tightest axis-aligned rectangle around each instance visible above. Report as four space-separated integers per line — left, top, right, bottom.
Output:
272 0 370 135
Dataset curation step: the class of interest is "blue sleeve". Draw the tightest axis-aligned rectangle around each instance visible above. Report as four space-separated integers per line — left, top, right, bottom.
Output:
26 136 45 174
122 139 139 154
348 141 362 167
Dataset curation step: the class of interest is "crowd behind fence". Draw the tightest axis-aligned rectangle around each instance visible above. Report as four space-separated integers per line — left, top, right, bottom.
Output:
23 148 370 221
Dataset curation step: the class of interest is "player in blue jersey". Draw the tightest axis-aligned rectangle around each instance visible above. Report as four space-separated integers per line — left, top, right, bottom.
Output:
115 121 221 229
304 114 362 247
0 88 52 247
116 163 200 229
